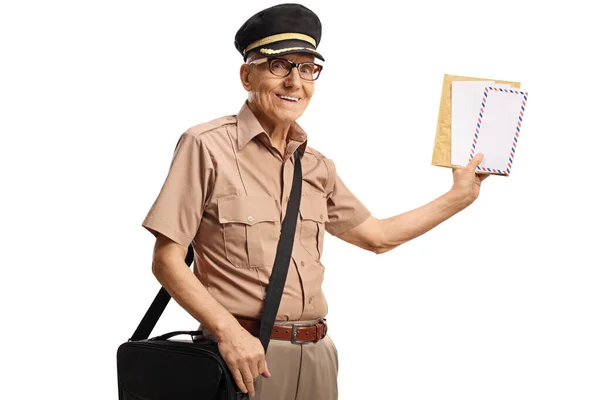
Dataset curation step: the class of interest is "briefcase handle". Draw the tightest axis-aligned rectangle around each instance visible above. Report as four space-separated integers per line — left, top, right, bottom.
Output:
149 330 204 341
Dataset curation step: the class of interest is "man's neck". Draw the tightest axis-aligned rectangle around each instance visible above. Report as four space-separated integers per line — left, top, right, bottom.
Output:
248 101 291 154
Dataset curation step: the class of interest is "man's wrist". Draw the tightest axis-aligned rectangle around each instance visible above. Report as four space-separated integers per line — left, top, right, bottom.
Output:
444 189 471 212
213 314 243 342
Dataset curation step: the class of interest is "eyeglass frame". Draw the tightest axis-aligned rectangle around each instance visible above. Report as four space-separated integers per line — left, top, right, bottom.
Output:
247 57 323 81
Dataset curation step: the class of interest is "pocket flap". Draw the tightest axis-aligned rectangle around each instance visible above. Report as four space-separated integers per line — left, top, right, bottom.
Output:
218 196 279 225
300 193 329 223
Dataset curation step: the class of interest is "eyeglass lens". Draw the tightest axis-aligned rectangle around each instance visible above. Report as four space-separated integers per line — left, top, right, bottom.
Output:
269 59 321 81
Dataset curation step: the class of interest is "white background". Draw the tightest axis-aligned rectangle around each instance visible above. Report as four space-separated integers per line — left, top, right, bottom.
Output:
2 0 599 399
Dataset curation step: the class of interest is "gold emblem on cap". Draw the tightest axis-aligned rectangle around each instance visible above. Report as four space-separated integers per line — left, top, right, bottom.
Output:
259 47 318 55
243 33 316 54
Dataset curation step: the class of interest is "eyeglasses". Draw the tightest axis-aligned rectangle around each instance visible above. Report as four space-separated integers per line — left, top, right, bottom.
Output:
248 57 323 81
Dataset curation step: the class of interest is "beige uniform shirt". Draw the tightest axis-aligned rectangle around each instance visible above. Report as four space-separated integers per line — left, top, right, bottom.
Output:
142 102 371 321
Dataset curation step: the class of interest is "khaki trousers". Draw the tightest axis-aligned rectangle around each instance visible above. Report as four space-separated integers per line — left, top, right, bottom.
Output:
202 319 339 400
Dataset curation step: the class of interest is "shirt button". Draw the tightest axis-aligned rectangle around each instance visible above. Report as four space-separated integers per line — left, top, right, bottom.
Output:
301 261 305 267
247 216 253 222
309 297 314 304
320 214 324 220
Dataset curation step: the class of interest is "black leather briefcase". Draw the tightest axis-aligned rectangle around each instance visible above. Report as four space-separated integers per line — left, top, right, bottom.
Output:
117 330 243 400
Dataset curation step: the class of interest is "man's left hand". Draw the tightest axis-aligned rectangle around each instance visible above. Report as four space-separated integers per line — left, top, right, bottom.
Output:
451 153 489 206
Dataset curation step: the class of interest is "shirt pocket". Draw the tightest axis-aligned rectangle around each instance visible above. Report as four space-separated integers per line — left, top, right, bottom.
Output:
218 196 280 268
299 193 329 261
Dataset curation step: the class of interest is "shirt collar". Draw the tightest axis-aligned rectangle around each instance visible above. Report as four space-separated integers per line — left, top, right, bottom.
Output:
236 101 308 156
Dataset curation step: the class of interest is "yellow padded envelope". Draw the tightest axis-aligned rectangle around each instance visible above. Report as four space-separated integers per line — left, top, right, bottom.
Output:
432 74 521 170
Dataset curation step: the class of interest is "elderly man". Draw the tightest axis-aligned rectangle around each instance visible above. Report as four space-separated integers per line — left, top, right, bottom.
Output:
142 3 487 399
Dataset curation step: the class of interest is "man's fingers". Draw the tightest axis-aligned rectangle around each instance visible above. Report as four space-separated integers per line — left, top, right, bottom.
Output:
232 369 248 394
240 366 256 397
260 359 271 378
249 361 259 382
466 153 484 171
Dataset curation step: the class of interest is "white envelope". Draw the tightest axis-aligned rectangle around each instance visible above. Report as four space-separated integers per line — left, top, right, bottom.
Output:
451 81 511 167
471 86 529 175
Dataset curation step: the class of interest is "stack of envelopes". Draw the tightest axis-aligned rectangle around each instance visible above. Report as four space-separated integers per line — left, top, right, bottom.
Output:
432 74 528 176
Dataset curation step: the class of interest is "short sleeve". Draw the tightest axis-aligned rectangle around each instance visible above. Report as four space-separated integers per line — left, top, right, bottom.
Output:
142 132 215 246
323 158 371 236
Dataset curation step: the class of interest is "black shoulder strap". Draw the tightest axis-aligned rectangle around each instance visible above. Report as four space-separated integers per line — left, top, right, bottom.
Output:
130 150 303 354
128 246 194 341
258 150 302 352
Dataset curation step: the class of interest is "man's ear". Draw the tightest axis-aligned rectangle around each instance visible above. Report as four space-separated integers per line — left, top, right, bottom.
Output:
240 64 252 91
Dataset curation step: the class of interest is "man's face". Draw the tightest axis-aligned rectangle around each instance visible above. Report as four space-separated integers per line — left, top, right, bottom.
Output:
242 53 316 126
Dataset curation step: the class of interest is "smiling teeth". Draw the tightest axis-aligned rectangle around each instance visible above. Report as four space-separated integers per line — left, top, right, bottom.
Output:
279 95 299 102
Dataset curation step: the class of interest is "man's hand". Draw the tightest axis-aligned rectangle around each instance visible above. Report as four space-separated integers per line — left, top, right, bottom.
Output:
451 153 489 206
217 323 271 397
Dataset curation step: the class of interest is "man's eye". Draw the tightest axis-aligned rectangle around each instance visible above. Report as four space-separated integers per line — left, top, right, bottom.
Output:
271 61 286 69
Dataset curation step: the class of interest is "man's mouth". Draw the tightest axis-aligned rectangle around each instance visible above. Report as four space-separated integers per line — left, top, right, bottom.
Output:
276 94 300 102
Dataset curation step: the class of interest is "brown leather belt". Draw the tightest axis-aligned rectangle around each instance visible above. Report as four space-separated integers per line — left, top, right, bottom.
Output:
236 317 328 344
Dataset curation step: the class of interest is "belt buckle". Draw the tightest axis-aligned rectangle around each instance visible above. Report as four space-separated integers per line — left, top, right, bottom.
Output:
320 318 328 338
291 319 327 344
291 322 315 344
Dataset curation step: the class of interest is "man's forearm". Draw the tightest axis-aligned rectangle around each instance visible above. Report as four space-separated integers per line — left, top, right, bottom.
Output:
377 190 468 254
152 257 239 341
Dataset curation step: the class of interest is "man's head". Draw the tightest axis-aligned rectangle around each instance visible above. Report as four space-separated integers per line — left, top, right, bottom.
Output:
235 4 324 126
240 51 321 125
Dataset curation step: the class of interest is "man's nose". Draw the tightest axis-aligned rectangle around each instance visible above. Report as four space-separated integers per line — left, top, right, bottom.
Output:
284 67 302 88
